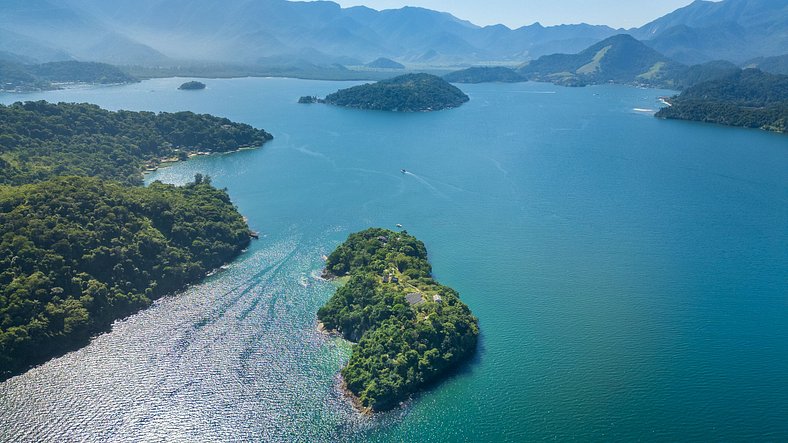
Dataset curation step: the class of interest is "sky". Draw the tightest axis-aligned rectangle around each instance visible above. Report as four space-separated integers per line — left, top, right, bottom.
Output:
330 0 700 29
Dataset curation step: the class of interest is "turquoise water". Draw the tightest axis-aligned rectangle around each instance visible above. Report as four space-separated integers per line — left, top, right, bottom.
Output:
1 78 786 441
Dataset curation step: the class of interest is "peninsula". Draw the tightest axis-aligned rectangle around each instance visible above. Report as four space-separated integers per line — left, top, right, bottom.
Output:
318 228 479 412
304 73 470 112
0 101 273 380
656 69 788 133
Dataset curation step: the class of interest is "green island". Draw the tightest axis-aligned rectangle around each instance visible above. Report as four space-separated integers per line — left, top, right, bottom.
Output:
312 73 470 112
318 228 479 412
656 69 788 133
0 101 272 380
178 81 207 90
0 61 138 92
0 101 273 186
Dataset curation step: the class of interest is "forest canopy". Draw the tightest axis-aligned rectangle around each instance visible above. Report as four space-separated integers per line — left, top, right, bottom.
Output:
0 101 273 186
318 228 479 411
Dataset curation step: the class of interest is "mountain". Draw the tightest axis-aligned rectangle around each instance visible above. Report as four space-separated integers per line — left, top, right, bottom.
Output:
656 68 788 133
633 0 788 64
743 54 788 75
518 34 684 87
366 58 405 69
0 0 620 66
444 67 525 83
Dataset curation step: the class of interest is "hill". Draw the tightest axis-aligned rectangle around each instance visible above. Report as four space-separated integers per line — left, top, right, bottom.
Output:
366 58 405 69
656 69 788 133
318 228 478 412
0 60 137 92
444 66 525 83
518 34 684 87
321 73 470 112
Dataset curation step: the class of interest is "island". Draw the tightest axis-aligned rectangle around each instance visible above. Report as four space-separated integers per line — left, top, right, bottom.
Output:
178 80 206 90
443 66 525 84
656 68 788 134
304 73 469 112
318 228 479 412
0 101 273 380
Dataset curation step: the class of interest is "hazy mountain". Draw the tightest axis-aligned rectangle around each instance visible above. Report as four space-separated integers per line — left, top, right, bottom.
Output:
518 34 684 87
634 0 788 64
366 58 405 69
0 0 783 71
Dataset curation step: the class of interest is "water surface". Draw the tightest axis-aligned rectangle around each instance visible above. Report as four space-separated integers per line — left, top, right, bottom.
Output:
1 78 786 441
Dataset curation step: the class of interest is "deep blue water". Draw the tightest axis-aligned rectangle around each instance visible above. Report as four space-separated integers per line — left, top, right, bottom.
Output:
1 78 786 442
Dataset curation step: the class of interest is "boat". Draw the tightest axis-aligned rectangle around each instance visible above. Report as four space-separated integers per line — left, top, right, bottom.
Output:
400 169 407 174
396 224 403 228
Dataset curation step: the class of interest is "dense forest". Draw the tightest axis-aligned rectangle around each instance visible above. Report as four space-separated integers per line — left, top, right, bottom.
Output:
321 73 469 112
656 69 788 133
0 176 251 379
318 228 479 411
0 61 137 91
0 101 273 186
0 101 273 380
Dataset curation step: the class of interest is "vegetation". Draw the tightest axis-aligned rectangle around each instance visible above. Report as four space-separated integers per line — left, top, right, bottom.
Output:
178 81 206 90
656 69 788 133
518 34 685 88
743 54 788 76
318 228 479 411
443 66 525 84
0 176 251 379
0 61 137 91
0 101 273 379
0 101 273 186
322 73 470 112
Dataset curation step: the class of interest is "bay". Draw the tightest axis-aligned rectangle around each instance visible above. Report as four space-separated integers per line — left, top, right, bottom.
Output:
1 77 786 441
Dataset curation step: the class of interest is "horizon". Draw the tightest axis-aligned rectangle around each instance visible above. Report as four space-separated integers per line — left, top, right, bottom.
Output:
328 0 703 29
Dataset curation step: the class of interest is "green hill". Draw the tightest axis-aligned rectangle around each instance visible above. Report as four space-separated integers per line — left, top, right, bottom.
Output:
443 66 525 84
743 54 788 76
518 34 684 87
322 73 469 112
656 69 788 133
318 228 478 412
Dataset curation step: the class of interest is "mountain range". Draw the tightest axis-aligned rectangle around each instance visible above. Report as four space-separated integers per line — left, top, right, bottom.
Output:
0 0 785 70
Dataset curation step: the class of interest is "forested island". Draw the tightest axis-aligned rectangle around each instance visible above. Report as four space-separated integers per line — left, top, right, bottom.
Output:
0 101 273 186
179 81 206 90
0 61 137 92
305 73 469 112
656 69 788 133
0 101 273 380
318 228 479 412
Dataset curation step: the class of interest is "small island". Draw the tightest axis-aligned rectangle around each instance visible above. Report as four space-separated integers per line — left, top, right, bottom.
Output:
178 81 206 90
303 73 470 112
318 228 479 412
656 68 788 134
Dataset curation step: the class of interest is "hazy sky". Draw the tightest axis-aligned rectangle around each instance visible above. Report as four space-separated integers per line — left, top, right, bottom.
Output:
330 0 699 29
